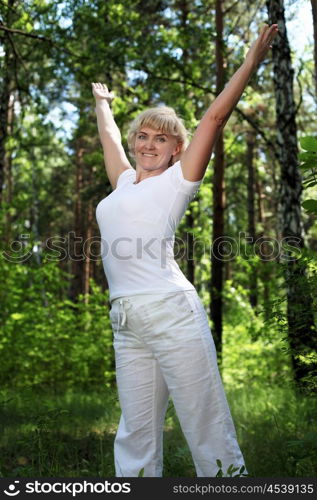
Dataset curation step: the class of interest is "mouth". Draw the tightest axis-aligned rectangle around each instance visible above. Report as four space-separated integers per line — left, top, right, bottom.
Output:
142 153 157 157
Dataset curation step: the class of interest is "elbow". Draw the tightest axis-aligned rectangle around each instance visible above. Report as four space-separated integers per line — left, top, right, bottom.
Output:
100 130 121 148
208 111 228 128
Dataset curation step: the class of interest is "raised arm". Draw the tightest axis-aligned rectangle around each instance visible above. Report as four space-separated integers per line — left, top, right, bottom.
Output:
92 83 133 189
181 23 279 181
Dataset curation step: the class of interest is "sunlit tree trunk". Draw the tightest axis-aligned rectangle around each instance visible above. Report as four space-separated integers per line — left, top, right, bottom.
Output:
311 0 317 96
0 0 15 204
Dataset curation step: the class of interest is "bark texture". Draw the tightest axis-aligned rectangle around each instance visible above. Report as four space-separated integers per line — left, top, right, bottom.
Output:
267 0 317 389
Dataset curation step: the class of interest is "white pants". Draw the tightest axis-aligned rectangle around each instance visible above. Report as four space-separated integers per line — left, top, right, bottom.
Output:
109 289 245 477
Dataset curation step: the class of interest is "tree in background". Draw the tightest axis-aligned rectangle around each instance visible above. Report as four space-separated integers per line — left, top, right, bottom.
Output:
210 0 226 359
311 0 317 96
267 0 316 389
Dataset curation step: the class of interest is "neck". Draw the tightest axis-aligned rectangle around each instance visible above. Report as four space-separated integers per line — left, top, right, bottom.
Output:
134 165 168 184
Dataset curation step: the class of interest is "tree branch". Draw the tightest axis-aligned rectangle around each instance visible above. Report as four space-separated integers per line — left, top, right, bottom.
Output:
234 106 279 160
223 0 240 16
7 31 27 72
0 23 87 61
0 23 54 43
143 67 279 160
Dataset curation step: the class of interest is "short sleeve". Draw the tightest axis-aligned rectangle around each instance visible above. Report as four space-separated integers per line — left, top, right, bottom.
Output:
116 168 136 188
167 160 202 198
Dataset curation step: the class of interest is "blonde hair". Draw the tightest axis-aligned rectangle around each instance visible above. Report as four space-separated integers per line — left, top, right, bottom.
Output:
127 106 189 165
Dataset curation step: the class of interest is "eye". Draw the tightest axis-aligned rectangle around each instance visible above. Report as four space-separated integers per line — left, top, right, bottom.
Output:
157 137 167 142
137 134 146 140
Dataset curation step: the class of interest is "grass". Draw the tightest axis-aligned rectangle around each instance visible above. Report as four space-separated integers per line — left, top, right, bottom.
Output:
226 384 317 477
0 389 119 477
0 383 316 477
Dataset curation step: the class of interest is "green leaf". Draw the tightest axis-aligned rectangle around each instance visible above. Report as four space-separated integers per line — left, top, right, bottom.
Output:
230 467 240 474
302 199 317 214
298 151 317 162
303 180 317 189
300 136 317 152
303 172 317 181
299 159 317 170
227 464 234 474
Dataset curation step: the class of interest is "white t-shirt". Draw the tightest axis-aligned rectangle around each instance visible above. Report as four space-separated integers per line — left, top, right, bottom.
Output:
96 160 202 302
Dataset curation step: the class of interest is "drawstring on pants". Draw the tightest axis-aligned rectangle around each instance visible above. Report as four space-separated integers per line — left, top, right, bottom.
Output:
116 299 127 336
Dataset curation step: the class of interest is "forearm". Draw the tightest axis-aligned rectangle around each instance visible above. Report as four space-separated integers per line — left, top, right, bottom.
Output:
181 24 278 181
95 99 122 147
181 56 258 179
206 55 257 126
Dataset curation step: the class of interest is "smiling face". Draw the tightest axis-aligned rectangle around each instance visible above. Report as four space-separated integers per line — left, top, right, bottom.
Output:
134 127 181 173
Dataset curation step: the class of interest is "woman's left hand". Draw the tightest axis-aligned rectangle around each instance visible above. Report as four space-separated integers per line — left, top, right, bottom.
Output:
246 24 279 67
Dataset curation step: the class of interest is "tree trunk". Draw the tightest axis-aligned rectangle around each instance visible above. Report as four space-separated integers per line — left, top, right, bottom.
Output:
246 130 257 308
4 93 14 244
210 0 226 360
69 138 85 300
186 208 195 285
0 0 15 204
255 175 272 320
311 0 317 97
267 0 317 389
255 176 264 226
178 0 196 288
83 201 93 303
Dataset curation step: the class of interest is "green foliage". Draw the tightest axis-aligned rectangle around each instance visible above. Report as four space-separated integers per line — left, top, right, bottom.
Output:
299 136 317 214
1 382 317 477
302 199 317 213
0 389 119 477
1 0 317 478
0 257 114 392
227 384 317 477
216 460 248 477
222 274 292 390
138 468 144 477
260 252 317 393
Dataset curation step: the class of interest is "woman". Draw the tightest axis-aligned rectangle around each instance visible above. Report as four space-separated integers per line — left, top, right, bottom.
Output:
93 24 279 477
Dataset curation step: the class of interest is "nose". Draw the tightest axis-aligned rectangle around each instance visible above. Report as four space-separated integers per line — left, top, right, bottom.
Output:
145 138 155 150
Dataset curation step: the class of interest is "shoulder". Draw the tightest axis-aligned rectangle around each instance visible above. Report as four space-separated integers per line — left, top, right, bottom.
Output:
165 160 203 194
115 167 136 189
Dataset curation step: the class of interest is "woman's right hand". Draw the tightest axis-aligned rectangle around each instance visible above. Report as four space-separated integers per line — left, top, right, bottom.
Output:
245 24 279 67
92 82 115 103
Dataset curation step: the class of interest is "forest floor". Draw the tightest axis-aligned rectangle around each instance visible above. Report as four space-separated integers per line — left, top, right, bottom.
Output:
0 383 316 477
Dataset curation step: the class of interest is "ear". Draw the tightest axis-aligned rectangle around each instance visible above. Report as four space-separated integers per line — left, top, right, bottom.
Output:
169 142 182 167
172 142 182 157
